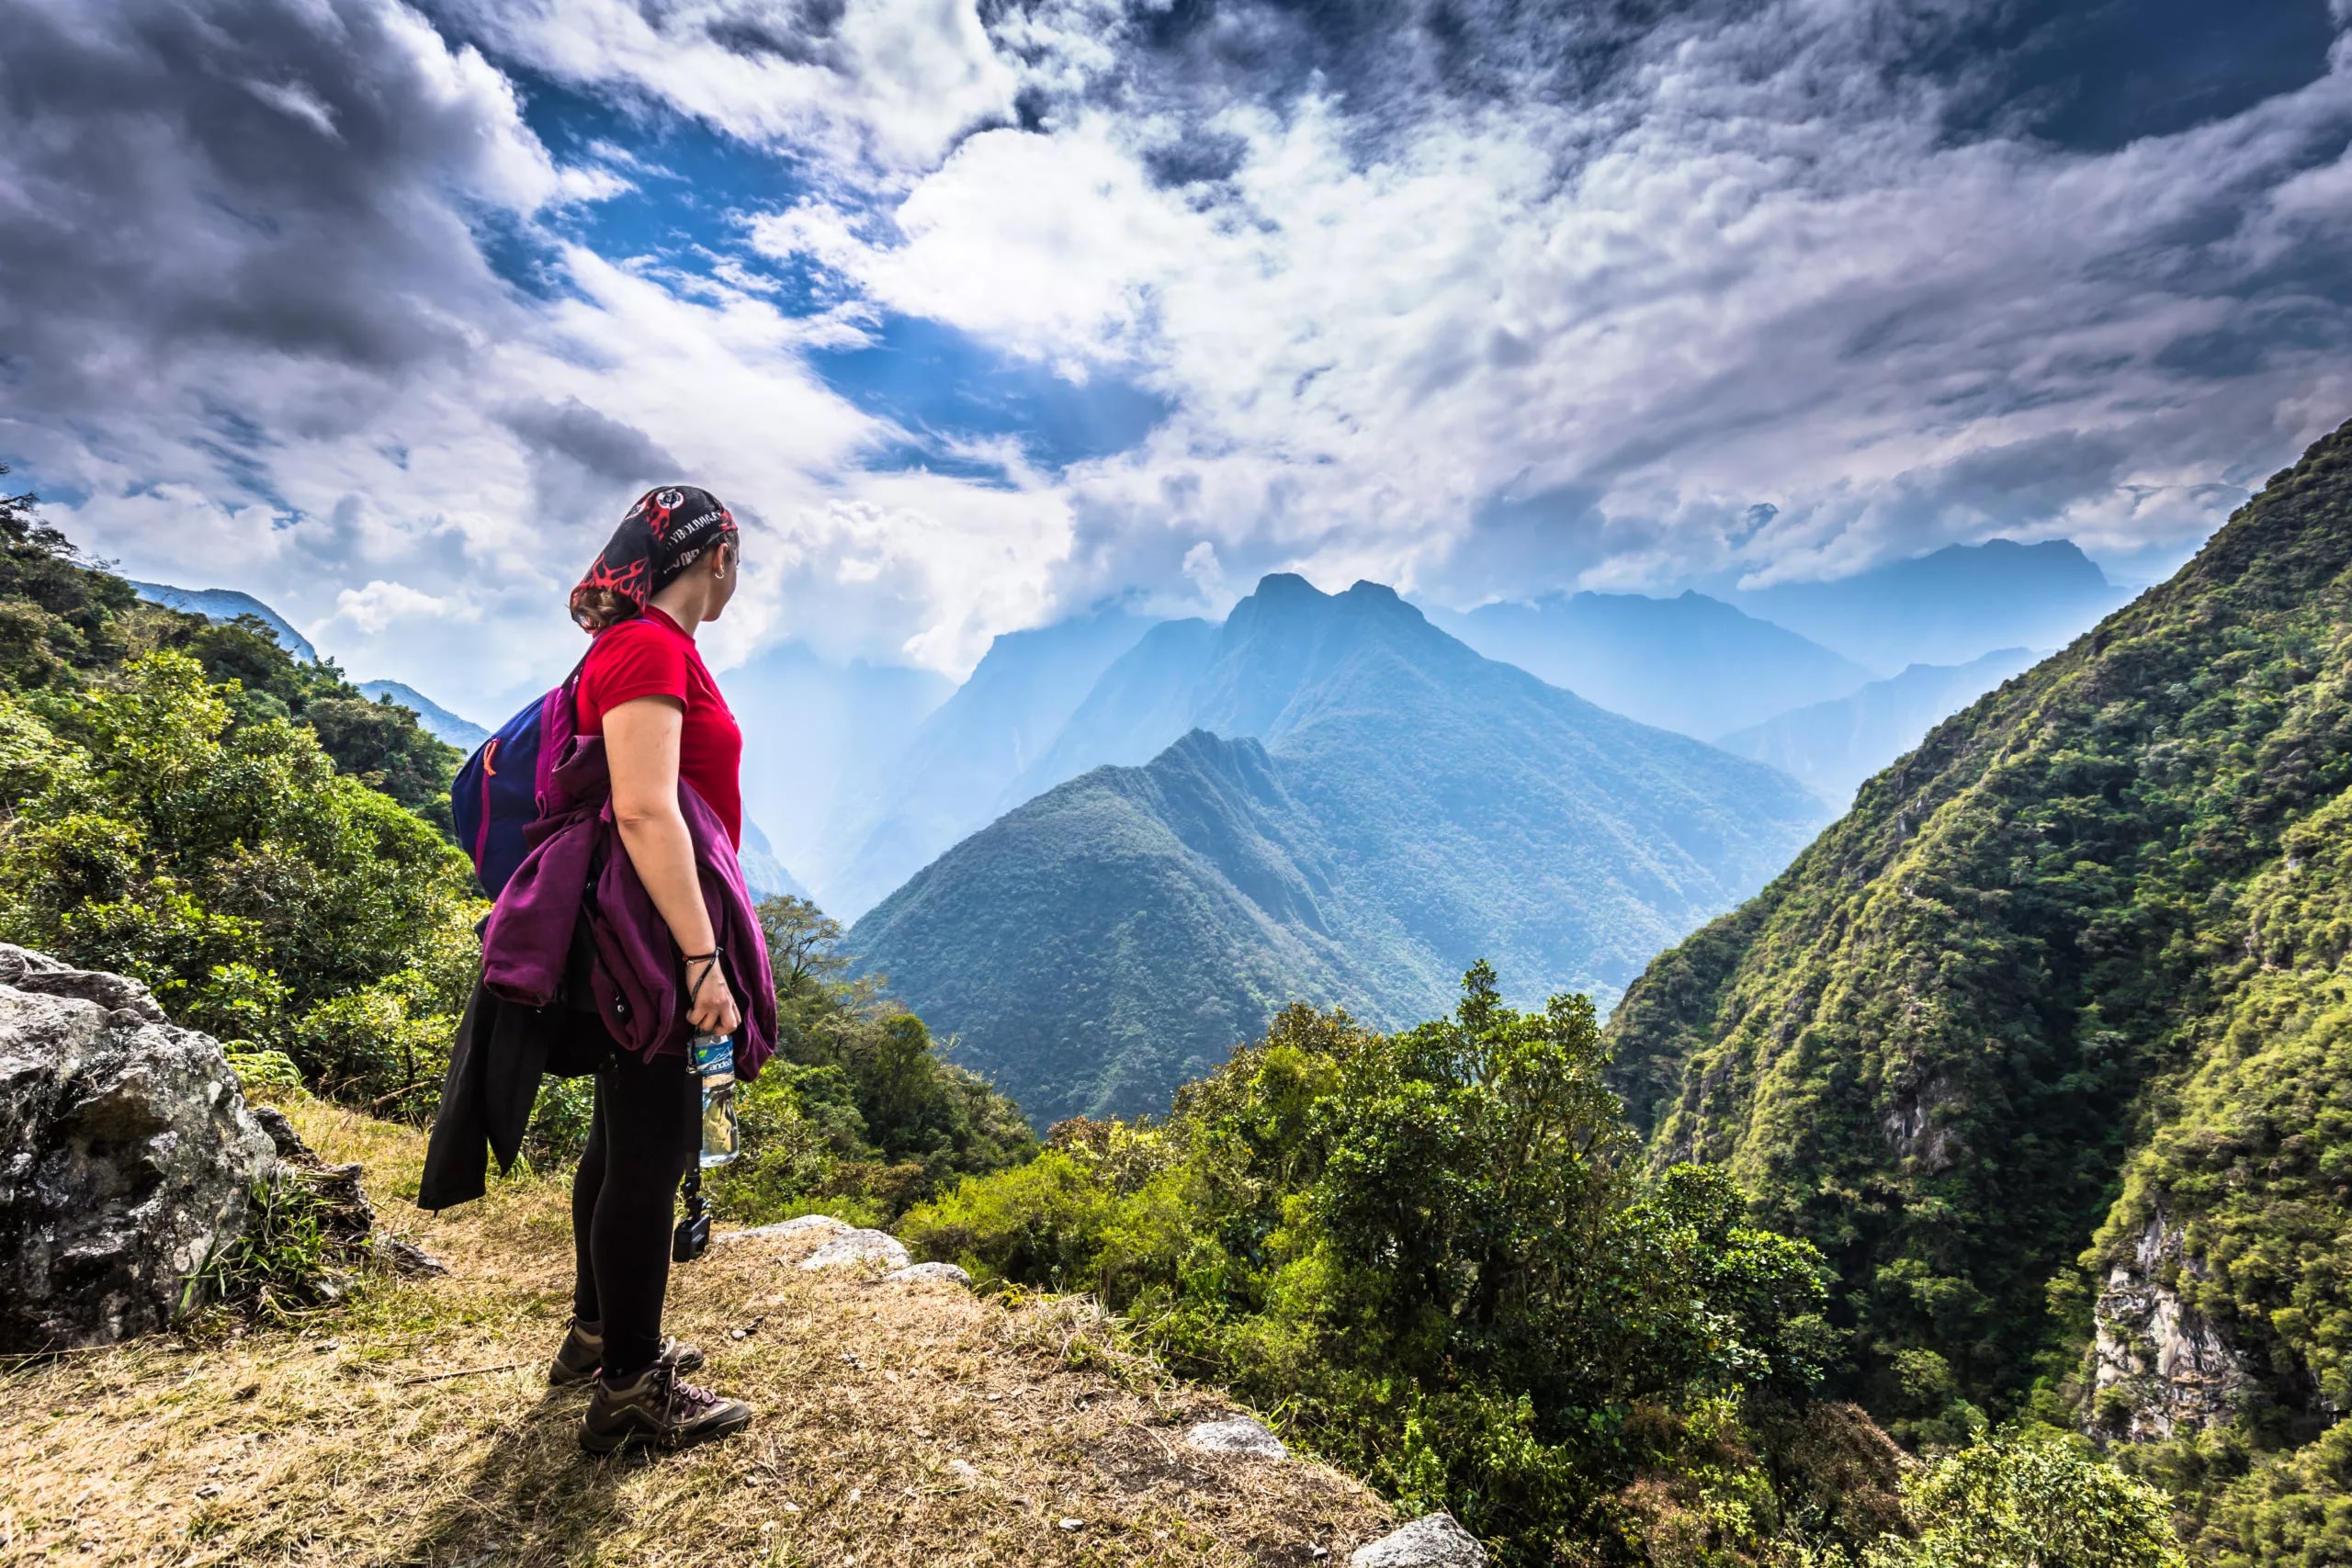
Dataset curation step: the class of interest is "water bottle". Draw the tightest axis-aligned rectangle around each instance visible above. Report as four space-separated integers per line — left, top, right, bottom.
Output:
691 1031 739 1168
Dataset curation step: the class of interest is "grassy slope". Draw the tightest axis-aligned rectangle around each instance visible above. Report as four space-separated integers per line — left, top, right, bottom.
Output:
1603 418 2352 1422
1 1097 1393 1567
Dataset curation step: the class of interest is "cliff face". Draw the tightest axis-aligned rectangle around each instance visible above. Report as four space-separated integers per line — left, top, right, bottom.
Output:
1603 419 2352 1448
2088 1209 2251 1441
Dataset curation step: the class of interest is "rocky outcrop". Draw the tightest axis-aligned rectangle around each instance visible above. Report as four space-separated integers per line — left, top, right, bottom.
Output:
800 1227 911 1273
0 945 276 1350
1351 1513 1487 1567
1184 1416 1287 1459
881 1261 972 1288
2089 1208 2250 1439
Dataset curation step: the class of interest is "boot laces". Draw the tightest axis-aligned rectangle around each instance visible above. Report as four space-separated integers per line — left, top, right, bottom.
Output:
664 1368 725 1421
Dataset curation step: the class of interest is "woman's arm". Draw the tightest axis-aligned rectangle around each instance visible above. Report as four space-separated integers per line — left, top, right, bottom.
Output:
603 694 743 1037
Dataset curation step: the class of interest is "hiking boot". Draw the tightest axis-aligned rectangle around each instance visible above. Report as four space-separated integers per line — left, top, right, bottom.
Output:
549 1318 706 1387
579 1359 753 1454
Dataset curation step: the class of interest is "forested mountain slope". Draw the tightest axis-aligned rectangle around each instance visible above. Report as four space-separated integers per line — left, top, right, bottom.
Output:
854 576 1826 1125
1602 421 2352 1483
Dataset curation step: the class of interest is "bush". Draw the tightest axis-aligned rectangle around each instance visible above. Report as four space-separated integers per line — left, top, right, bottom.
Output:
697 897 1039 1224
901 965 1842 1562
1868 1428 2186 1568
0 492 483 1116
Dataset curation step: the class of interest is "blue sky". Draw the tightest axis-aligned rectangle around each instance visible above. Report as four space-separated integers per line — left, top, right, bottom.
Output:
0 0 2346 712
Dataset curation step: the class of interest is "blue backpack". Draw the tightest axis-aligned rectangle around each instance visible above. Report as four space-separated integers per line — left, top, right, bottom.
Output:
451 662 583 898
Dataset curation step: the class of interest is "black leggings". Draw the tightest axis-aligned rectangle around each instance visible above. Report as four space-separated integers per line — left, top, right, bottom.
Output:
571 1048 698 1378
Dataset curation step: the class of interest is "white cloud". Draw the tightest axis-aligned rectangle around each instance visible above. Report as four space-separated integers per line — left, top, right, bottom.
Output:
763 2 2352 611
4 0 2349 723
434 0 1022 175
330 579 475 634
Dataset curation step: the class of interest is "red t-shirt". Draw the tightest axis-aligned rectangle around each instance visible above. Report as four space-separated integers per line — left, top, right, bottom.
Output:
575 608 743 848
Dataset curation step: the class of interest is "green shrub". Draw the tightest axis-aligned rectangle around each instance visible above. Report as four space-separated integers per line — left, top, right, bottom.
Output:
901 966 1840 1562
689 897 1038 1224
0 489 482 1116
1868 1428 2185 1568
524 1077 597 1170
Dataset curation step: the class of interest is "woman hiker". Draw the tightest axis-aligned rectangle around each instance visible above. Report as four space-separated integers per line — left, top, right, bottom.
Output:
558 484 758 1453
421 484 772 1454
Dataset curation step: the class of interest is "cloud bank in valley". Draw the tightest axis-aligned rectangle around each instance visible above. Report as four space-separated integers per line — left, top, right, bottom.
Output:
0 0 2345 705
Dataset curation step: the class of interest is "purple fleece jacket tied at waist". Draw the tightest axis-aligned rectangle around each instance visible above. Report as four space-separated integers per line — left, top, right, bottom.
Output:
481 734 775 1077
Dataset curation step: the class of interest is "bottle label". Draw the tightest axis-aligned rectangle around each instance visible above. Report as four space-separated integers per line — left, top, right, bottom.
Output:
690 1032 734 1085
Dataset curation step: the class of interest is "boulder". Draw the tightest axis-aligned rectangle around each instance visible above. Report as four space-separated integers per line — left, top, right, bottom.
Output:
722 1213 852 1245
798 1228 911 1272
1184 1416 1287 1459
880 1261 973 1288
0 946 277 1350
1351 1514 1487 1568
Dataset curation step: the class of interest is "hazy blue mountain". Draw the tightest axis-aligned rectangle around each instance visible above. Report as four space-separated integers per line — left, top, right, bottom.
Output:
354 679 490 750
718 641 956 910
1715 648 2040 807
1420 590 1871 738
738 818 809 903
130 581 316 660
1730 538 2128 671
820 608 1159 919
1001 616 1221 804
851 575 1828 1126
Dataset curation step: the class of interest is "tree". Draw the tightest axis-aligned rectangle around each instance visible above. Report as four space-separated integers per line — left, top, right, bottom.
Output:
902 966 1839 1561
1869 1430 2187 1568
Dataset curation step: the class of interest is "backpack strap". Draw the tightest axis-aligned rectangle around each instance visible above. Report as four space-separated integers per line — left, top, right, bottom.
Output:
533 653 593 817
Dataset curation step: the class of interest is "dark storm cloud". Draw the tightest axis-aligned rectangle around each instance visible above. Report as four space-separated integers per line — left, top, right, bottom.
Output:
0 0 543 424
495 395 678 526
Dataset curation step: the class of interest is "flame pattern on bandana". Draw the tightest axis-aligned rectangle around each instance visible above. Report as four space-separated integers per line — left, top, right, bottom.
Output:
571 485 737 633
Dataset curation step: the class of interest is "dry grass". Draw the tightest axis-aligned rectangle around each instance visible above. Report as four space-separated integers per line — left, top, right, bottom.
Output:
0 1095 1395 1567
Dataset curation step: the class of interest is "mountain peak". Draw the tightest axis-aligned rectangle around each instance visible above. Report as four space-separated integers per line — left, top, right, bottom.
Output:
1246 571 1328 603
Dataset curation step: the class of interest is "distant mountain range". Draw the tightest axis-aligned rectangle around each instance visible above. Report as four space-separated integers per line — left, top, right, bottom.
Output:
1728 538 2127 671
129 581 317 660
738 818 808 903
723 536 2134 922
1714 648 2039 807
802 611 1159 919
1423 591 1871 739
850 575 1829 1127
354 680 491 751
719 641 954 896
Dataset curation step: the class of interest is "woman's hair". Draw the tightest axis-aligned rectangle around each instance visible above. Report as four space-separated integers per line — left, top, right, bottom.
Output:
570 485 739 633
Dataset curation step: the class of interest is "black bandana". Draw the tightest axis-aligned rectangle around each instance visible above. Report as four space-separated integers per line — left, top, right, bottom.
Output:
570 485 738 633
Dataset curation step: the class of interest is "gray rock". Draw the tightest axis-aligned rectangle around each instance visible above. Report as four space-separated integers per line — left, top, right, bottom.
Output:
880 1261 973 1288
1184 1417 1288 1459
1351 1514 1487 1568
250 1104 315 1164
2088 1206 2250 1439
0 946 277 1350
797 1228 911 1272
721 1213 852 1245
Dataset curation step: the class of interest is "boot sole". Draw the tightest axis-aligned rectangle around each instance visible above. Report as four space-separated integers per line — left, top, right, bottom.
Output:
579 1404 752 1456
